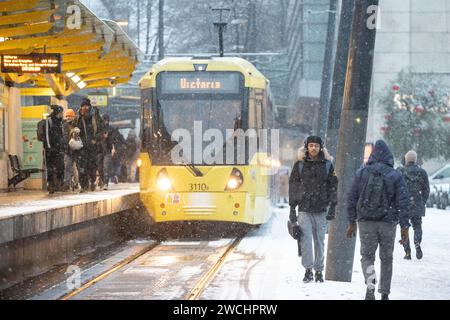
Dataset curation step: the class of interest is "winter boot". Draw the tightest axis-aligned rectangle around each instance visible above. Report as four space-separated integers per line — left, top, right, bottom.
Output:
415 244 423 260
381 294 389 300
303 269 313 283
315 271 324 283
365 288 375 300
404 248 411 260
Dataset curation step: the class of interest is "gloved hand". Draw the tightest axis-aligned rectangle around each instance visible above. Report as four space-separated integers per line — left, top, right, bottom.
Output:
326 205 336 221
289 207 297 223
399 227 409 245
346 223 357 238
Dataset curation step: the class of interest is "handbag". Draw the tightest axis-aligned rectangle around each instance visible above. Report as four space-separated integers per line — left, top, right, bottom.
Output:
69 137 83 150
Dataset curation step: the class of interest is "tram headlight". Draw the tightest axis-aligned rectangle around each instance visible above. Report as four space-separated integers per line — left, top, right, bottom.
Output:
225 168 243 190
227 177 239 189
157 176 171 191
137 158 142 167
156 169 172 191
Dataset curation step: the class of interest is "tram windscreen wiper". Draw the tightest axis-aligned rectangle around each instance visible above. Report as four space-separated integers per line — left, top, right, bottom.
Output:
184 162 203 177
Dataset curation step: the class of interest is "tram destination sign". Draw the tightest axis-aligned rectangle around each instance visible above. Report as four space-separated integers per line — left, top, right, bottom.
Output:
160 72 240 95
1 54 62 73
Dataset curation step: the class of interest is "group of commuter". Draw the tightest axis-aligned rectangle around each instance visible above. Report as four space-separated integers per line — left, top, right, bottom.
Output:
39 98 140 194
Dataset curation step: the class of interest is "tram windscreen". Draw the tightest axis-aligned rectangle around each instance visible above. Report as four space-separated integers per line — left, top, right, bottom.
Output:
153 72 245 165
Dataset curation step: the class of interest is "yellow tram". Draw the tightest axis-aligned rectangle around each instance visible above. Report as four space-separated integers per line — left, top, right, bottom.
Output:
138 57 278 225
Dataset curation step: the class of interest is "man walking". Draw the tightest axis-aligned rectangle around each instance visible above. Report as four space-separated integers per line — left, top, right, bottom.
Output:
346 140 410 300
398 150 430 260
289 135 338 283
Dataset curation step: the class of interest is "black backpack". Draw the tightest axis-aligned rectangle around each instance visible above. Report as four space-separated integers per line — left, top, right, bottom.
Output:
401 169 424 207
356 168 388 220
37 118 52 145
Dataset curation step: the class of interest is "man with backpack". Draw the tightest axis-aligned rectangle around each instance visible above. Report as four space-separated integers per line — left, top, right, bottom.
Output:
289 135 338 283
37 105 65 194
346 140 410 300
398 150 430 260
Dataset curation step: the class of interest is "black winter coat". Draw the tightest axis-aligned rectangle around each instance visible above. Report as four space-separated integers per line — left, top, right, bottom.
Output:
72 107 103 152
288 147 338 213
45 113 64 155
398 163 430 217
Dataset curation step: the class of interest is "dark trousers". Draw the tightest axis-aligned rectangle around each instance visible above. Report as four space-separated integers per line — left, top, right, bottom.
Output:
78 147 97 189
45 149 64 191
403 216 423 250
358 221 396 295
97 153 112 186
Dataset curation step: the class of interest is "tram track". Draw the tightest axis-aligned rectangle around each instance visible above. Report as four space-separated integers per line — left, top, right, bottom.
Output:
58 231 246 300
59 242 160 300
185 236 243 300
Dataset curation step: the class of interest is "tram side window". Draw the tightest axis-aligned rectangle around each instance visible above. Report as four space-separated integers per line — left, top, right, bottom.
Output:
248 89 256 129
141 88 153 151
0 109 4 152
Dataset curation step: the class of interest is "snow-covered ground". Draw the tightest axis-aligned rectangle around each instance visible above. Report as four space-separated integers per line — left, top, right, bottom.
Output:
0 184 139 218
201 206 450 300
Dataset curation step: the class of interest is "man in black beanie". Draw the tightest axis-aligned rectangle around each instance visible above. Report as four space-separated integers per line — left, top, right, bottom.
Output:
44 105 65 193
288 135 338 283
73 98 104 192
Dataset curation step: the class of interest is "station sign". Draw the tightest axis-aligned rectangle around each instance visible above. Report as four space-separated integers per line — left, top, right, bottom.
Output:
88 95 108 107
0 54 62 73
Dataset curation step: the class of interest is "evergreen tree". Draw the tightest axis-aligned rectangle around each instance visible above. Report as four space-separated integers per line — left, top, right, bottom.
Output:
379 69 450 161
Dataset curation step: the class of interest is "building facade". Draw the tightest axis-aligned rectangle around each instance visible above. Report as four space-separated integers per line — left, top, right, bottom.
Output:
368 0 450 145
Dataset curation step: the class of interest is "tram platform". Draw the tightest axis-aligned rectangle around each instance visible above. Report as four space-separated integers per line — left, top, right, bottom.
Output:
0 184 145 291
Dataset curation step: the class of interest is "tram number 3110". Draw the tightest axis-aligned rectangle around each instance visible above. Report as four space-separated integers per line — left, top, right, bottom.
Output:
188 183 209 191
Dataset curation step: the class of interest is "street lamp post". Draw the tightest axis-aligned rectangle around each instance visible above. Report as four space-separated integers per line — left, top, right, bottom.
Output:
212 8 231 57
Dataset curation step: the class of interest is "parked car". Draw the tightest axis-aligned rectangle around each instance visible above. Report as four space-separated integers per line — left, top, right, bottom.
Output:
429 164 450 186
427 164 450 210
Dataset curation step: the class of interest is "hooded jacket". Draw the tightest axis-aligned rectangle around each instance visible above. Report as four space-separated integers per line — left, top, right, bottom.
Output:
347 140 410 228
288 146 338 213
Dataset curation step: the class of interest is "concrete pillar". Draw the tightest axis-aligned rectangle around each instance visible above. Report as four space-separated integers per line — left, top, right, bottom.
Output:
7 87 23 157
0 82 8 191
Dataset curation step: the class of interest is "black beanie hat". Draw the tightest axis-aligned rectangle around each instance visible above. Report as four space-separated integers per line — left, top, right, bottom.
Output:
304 135 323 148
81 98 91 107
50 105 63 114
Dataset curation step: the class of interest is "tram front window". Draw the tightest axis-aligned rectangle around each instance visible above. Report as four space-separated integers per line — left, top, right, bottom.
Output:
151 71 246 165
155 98 243 165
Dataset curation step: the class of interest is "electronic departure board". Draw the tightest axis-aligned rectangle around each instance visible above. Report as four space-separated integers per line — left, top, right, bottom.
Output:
0 54 62 73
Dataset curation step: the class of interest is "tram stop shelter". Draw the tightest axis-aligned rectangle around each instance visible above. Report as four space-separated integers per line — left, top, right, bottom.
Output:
0 0 143 191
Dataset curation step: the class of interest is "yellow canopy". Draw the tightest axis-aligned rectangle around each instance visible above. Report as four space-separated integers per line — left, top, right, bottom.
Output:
0 0 142 96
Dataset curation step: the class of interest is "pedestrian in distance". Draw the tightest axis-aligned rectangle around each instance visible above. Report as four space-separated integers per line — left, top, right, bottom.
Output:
288 135 338 283
98 114 117 190
397 150 430 260
346 140 410 300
